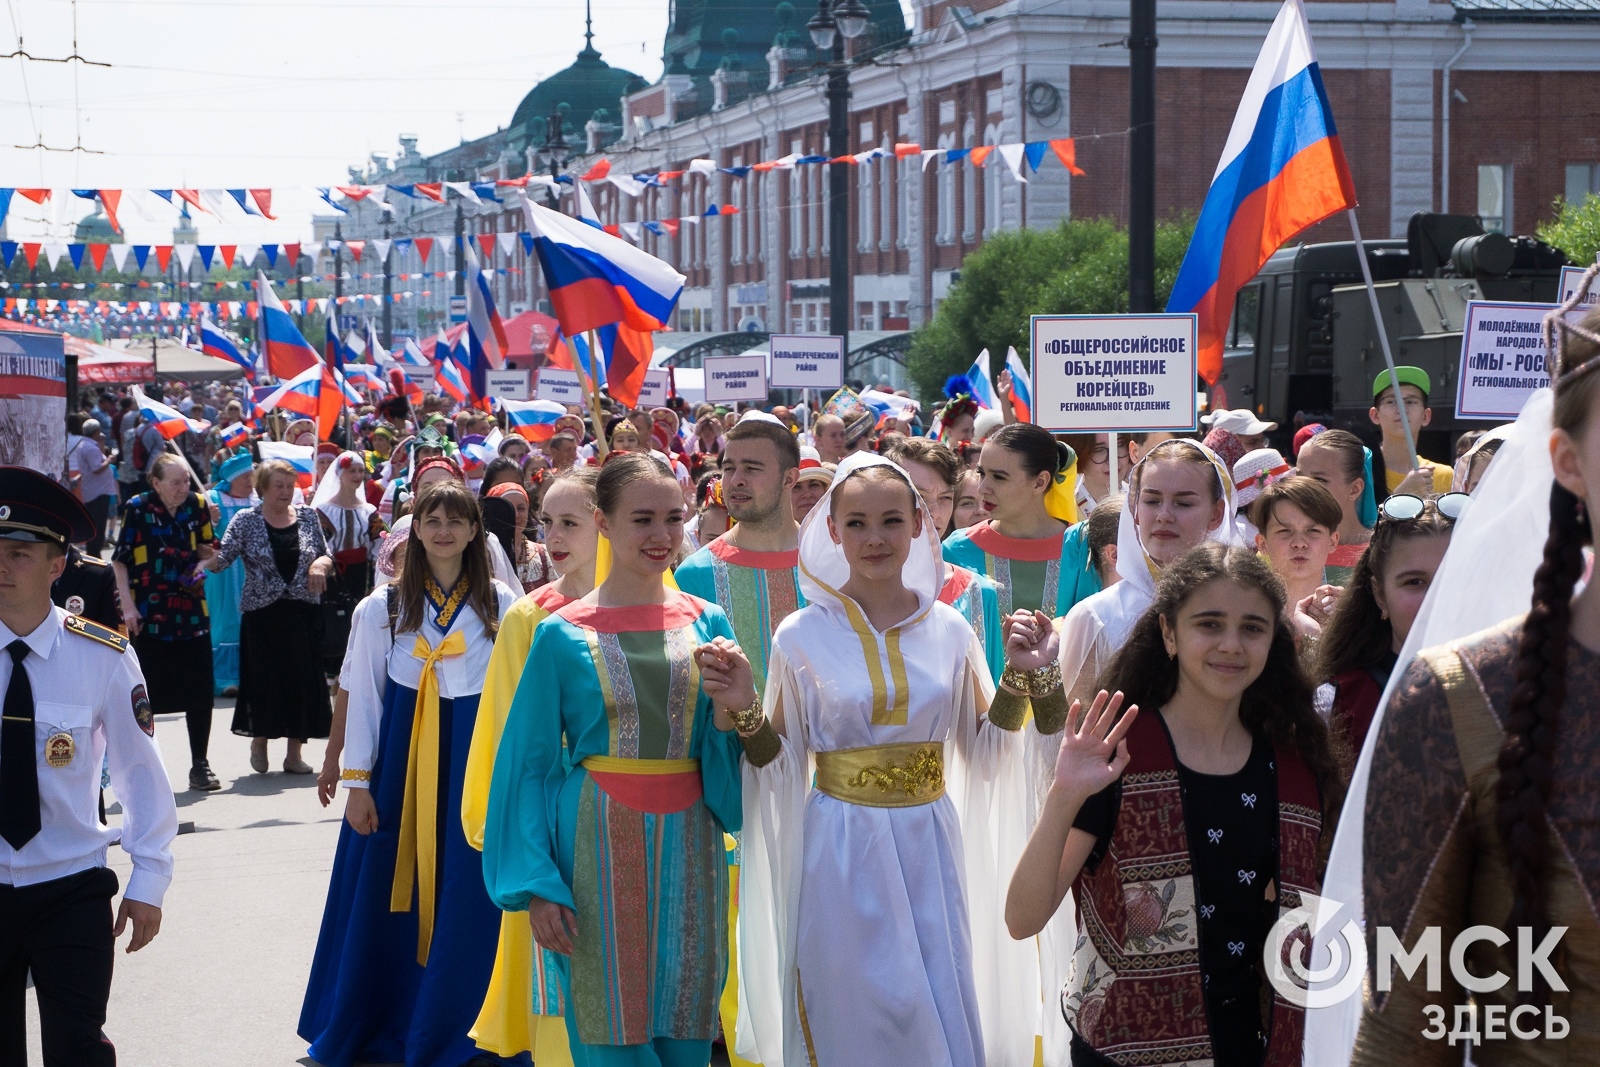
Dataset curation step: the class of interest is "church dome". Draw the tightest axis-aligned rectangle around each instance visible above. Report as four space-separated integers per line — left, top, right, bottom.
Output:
510 35 647 152
74 207 121 244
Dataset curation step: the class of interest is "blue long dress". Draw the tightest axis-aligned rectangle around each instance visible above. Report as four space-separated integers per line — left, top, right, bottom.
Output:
203 489 252 694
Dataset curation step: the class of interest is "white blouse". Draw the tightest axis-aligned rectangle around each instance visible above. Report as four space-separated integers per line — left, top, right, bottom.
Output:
339 578 517 787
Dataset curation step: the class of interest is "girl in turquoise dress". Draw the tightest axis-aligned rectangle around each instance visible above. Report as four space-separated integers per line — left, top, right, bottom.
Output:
942 423 1098 621
204 450 255 695
484 452 758 1067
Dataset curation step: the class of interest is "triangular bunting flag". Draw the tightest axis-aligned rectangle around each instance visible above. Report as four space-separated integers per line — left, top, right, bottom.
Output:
99 190 123 234
476 233 495 258
414 237 433 262
261 244 279 267
495 231 517 257
371 238 392 262
0 242 15 270
346 240 365 262
68 244 86 271
154 246 172 271
44 244 67 271
198 245 216 270
219 245 238 269
1024 141 1049 172
88 244 109 271
110 243 133 272
969 145 995 167
249 189 276 219
283 242 300 265
1049 139 1085 176
996 143 1028 183
174 244 196 272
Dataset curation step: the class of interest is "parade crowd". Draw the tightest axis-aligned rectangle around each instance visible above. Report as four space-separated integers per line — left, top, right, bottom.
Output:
8 285 1600 1067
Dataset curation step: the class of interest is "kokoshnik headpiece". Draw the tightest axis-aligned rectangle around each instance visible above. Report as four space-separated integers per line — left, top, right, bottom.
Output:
1547 262 1600 389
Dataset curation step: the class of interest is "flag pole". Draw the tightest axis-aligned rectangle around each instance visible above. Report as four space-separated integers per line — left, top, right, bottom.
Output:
1346 208 1419 472
573 332 608 459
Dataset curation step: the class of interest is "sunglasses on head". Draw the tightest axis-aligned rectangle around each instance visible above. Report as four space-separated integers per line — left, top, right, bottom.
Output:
1379 492 1469 523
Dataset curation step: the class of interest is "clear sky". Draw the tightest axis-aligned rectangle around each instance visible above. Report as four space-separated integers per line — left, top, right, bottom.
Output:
0 0 669 244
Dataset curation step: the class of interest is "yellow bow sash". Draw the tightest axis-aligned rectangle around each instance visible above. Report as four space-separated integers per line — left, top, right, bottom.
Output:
391 629 466 965
1043 464 1079 524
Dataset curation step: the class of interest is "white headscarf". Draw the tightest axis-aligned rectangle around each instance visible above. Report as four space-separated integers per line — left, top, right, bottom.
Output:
797 451 943 616
312 450 367 508
1304 389 1555 1066
1114 437 1241 601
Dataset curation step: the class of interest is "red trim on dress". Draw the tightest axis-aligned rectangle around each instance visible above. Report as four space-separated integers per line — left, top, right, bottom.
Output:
586 768 704 814
938 565 974 606
530 584 574 612
965 520 1065 563
1326 542 1366 567
556 589 708 632
705 533 800 570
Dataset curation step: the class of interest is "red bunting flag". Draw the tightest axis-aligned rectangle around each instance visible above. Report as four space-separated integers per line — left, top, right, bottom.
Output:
154 246 173 271
657 170 684 181
17 189 49 204
22 243 40 268
894 143 922 159
579 159 611 181
219 245 237 269
413 183 445 203
175 190 208 214
99 190 123 234
284 242 301 265
346 240 365 263
414 237 433 262
494 175 531 188
249 189 277 219
336 186 371 201
719 205 740 215
660 219 680 237
603 223 621 237
88 244 109 271
477 233 495 258
1049 139 1085 177
828 155 856 165
969 146 995 167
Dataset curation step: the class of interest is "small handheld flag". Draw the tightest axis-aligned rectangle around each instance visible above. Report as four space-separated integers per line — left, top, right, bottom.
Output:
132 385 211 439
1004 347 1033 422
500 398 567 442
967 349 998 409
200 318 254 380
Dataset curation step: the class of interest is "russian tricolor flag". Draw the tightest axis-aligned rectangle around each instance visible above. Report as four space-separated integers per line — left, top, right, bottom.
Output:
1004 346 1033 422
132 385 210 440
258 440 315 475
220 422 251 449
968 349 998 409
1166 0 1356 384
435 355 474 405
501 398 567 443
520 193 685 336
255 271 322 379
258 363 322 418
200 317 254 381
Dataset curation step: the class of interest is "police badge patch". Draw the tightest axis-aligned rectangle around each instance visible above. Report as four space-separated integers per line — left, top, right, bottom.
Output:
65 595 85 615
131 683 154 736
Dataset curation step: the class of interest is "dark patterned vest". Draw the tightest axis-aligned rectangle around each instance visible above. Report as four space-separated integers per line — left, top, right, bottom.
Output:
1064 710 1324 1066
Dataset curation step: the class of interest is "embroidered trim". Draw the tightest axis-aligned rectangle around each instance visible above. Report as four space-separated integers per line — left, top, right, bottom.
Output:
340 768 372 782
424 573 470 632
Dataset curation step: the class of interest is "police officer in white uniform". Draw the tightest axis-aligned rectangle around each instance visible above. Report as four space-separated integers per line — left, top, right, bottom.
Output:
0 466 177 1066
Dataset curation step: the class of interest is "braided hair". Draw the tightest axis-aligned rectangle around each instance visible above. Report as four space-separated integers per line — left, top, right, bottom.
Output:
1496 299 1600 997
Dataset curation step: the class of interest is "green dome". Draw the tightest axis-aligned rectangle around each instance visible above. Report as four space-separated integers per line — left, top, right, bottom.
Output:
510 37 647 152
75 207 121 244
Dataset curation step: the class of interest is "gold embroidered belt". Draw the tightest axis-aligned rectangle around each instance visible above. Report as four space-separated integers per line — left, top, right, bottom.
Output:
814 742 945 808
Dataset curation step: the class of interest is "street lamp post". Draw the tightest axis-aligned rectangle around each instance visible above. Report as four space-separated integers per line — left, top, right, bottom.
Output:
382 217 393 348
541 110 571 211
809 0 872 354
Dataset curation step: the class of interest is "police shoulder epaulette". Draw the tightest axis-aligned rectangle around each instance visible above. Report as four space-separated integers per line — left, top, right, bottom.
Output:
64 614 129 653
76 553 109 567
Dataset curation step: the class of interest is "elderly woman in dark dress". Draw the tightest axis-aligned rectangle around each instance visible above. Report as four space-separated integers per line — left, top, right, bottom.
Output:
112 452 220 791
206 458 335 774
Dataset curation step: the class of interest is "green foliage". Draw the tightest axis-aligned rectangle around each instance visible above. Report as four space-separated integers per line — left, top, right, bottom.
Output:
907 216 1195 404
1538 194 1600 269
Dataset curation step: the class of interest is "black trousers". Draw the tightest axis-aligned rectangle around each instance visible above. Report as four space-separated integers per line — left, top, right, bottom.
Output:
82 495 111 558
0 867 118 1067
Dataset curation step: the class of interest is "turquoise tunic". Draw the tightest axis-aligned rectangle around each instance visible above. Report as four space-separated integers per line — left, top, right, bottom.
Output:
938 563 1004 684
942 518 1099 620
203 489 253 693
673 534 804 693
483 592 744 1065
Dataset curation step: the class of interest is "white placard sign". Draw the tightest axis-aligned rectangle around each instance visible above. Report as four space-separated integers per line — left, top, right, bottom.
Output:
703 354 769 403
637 369 671 407
1455 301 1555 420
535 368 586 408
769 333 844 389
1558 265 1600 312
1029 313 1200 432
484 369 531 401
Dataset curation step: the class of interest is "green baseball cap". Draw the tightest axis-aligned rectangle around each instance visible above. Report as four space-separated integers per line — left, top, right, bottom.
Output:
1372 366 1431 399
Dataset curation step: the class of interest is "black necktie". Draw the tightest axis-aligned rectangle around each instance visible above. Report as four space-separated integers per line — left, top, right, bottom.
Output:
0 640 39 851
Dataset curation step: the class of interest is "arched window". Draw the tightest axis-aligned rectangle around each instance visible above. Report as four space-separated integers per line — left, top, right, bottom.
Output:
961 116 977 242
983 122 1002 236
936 131 955 246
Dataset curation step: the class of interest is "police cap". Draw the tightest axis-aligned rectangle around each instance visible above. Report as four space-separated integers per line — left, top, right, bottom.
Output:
0 465 96 546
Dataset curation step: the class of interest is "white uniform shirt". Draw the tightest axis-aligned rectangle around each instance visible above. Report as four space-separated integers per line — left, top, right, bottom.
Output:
0 607 178 905
340 579 517 787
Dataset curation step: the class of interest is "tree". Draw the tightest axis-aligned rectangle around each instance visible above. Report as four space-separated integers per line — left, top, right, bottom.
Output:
1538 193 1600 270
907 217 1195 404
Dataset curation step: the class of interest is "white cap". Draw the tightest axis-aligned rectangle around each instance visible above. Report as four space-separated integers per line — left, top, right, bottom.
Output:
1202 408 1278 436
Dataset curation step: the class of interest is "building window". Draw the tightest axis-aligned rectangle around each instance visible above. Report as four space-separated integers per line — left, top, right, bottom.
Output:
731 158 744 263
983 122 1002 236
1566 163 1600 206
858 301 875 330
791 173 805 257
858 160 873 251
937 143 956 246
878 143 893 251
817 165 828 254
1478 164 1510 233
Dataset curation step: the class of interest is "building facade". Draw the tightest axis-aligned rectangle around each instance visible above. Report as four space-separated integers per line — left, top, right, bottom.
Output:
333 0 1600 365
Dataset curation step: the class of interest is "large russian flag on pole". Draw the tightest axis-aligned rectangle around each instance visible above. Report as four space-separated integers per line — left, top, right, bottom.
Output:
500 398 567 443
464 246 507 372
1165 0 1356 385
255 271 322 379
257 362 322 418
520 193 685 336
